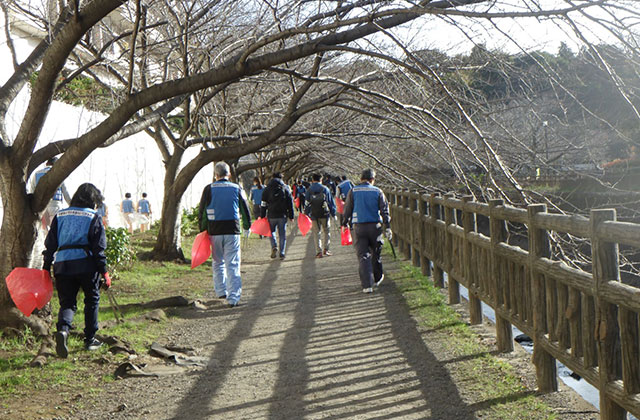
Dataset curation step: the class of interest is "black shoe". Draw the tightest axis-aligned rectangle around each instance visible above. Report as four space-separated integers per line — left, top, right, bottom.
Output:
217 294 227 299
271 248 277 259
55 331 69 358
85 338 103 351
228 302 239 308
279 254 285 260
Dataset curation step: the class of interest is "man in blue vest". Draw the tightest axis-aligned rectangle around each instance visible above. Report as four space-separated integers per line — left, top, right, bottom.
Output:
342 168 391 293
198 162 251 307
30 157 71 231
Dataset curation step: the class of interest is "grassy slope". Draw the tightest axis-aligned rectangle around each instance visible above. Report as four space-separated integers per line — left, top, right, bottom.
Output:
387 248 557 420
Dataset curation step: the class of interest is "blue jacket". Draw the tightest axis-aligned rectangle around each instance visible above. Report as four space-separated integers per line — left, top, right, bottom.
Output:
337 180 354 200
199 180 251 235
138 199 150 213
43 207 107 277
34 167 65 202
122 199 134 213
342 182 390 225
250 186 264 206
304 182 336 220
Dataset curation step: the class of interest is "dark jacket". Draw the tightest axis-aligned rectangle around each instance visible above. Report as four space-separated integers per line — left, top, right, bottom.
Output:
260 178 295 219
43 209 107 277
304 182 336 220
198 180 251 235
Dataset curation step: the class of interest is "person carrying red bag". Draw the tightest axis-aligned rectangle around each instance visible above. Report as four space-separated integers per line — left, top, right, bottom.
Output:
341 169 391 294
42 183 111 357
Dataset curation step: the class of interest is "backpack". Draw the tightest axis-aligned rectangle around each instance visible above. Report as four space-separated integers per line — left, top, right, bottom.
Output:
309 190 329 218
268 182 288 214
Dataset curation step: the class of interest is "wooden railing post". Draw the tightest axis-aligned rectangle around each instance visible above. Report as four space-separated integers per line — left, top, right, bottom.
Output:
402 190 411 258
444 194 460 304
418 194 431 276
430 193 444 288
391 189 400 248
528 204 558 392
410 192 420 267
592 209 625 420
462 196 481 324
490 199 513 352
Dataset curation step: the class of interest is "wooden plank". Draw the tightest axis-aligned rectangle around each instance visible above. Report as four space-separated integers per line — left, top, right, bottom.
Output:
444 194 460 304
462 196 482 325
528 204 558 392
492 205 528 224
567 288 583 358
582 293 598 369
619 308 640 394
490 199 513 352
597 221 640 249
532 212 590 237
532 257 593 295
592 209 625 420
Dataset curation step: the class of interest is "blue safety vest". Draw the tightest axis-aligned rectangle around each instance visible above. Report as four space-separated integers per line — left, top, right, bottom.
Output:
207 181 241 221
138 199 150 213
337 180 354 199
55 207 96 262
122 199 134 213
352 183 383 224
250 186 264 205
35 167 63 201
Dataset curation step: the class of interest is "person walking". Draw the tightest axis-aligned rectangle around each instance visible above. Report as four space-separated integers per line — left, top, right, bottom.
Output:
249 177 264 220
260 172 295 260
198 162 251 307
120 193 134 233
96 202 109 228
42 183 111 357
342 169 391 293
137 192 152 232
336 175 354 226
30 156 72 232
305 173 336 258
295 179 306 213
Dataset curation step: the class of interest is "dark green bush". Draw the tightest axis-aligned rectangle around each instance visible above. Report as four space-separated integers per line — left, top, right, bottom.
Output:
105 227 136 278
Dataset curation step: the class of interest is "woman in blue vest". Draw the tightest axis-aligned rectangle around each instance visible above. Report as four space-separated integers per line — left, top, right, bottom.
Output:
341 169 391 293
43 183 111 357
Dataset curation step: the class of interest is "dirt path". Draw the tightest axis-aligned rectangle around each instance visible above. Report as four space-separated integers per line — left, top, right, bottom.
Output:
72 228 592 420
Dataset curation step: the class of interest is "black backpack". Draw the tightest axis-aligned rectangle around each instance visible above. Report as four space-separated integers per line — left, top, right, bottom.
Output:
309 190 329 218
268 182 288 214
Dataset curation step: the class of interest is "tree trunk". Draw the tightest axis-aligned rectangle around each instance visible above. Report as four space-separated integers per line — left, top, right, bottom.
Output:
151 150 187 261
152 187 185 261
0 162 50 333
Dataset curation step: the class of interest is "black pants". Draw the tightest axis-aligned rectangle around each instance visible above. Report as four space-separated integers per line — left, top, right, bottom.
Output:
354 223 384 288
55 272 101 342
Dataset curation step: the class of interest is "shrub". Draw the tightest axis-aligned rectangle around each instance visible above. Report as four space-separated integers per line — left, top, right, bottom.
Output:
105 227 136 278
181 206 200 236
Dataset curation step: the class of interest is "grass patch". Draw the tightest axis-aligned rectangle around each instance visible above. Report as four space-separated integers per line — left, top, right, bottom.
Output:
0 227 211 411
385 247 556 420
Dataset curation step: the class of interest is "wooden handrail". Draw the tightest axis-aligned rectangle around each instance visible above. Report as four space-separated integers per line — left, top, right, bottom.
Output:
385 188 640 419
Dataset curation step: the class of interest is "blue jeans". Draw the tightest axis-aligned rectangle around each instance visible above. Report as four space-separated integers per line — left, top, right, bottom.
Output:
210 234 242 305
268 218 287 257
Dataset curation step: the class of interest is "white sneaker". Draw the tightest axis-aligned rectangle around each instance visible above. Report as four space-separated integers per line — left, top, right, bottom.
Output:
375 274 385 288
362 287 373 293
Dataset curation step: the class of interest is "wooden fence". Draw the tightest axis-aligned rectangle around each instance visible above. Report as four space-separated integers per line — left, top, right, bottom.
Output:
386 188 640 420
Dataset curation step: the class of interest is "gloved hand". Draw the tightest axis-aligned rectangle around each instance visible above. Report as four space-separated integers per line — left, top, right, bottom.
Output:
100 272 112 290
385 228 393 241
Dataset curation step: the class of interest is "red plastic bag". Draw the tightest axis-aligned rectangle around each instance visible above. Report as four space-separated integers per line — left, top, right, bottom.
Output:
5 268 53 317
294 197 301 209
191 231 212 269
336 197 345 214
341 226 353 246
250 217 272 237
298 214 312 236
